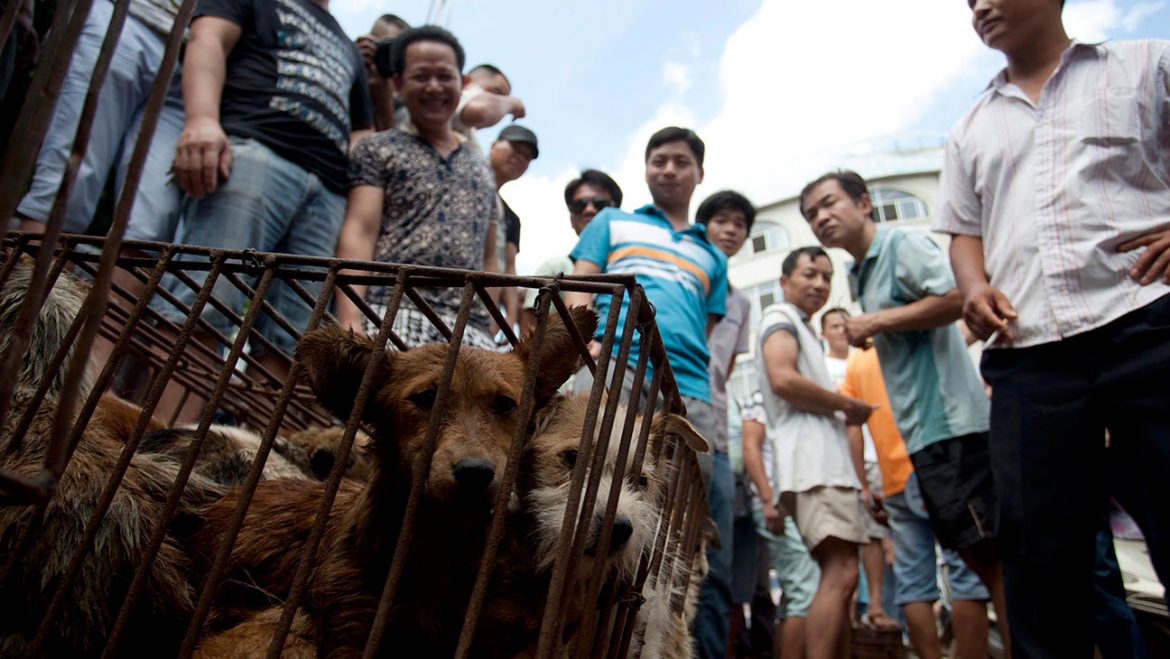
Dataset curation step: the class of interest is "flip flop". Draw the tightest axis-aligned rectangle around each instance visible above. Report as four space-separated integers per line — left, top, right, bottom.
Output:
861 611 901 631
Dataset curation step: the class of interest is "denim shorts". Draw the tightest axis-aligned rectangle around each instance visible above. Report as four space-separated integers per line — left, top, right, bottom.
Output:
157 137 345 356
754 508 820 618
17 0 183 240
885 472 990 606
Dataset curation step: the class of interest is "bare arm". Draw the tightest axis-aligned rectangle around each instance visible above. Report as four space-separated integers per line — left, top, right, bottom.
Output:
349 128 373 151
949 234 1017 341
847 425 868 493
845 289 962 346
355 35 396 131
459 93 525 129
762 329 875 425
742 419 772 506
174 17 242 199
334 185 384 333
706 315 718 338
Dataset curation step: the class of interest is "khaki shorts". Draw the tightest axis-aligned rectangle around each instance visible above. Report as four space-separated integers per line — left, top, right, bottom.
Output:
793 485 867 552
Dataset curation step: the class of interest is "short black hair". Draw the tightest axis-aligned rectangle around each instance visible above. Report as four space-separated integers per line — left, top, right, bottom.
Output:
696 190 756 234
374 14 409 32
469 63 510 89
820 307 850 330
391 25 466 76
564 169 623 209
645 127 705 167
781 246 830 277
798 170 870 216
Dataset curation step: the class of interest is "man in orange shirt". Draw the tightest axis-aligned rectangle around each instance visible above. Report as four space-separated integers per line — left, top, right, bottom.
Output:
842 346 991 659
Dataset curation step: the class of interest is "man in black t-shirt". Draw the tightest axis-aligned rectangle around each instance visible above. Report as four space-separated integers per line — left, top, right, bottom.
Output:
161 0 372 422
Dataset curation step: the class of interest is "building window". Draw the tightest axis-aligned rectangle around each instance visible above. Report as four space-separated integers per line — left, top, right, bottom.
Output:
870 188 928 222
749 223 789 255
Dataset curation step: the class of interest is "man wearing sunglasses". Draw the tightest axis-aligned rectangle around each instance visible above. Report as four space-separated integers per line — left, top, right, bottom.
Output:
520 169 622 335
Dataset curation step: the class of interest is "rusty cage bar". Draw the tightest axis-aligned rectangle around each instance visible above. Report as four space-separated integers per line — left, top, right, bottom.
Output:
0 236 713 658
0 2 712 655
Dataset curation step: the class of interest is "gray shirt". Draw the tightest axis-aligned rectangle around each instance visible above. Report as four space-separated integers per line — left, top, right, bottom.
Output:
706 286 750 453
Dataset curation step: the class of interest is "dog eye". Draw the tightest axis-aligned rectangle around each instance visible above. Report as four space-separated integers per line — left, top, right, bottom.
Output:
492 395 517 416
560 448 577 469
637 474 649 490
408 388 437 410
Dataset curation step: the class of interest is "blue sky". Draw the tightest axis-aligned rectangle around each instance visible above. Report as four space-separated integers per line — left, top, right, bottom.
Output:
332 0 1169 274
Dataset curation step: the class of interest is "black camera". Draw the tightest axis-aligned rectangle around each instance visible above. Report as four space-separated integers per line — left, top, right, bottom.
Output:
374 38 395 77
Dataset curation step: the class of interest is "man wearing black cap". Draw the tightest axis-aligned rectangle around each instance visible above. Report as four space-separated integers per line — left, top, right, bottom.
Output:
488 124 538 336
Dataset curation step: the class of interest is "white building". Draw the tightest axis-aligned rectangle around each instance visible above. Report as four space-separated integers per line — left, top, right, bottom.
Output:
726 134 952 404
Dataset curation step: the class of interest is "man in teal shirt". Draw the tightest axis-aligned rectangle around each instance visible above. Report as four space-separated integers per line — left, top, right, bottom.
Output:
799 170 1011 651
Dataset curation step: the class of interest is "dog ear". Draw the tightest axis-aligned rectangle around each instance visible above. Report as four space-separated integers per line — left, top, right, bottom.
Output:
297 324 396 425
652 412 710 455
516 305 598 404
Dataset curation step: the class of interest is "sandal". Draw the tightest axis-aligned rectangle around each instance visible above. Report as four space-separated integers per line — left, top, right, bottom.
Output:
861 611 901 631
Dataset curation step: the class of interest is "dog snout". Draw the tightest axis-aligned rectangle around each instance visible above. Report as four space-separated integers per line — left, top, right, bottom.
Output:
453 456 495 491
609 515 633 552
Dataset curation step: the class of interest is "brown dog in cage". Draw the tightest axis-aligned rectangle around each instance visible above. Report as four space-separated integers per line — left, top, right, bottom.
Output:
188 307 596 657
472 395 709 657
0 258 227 657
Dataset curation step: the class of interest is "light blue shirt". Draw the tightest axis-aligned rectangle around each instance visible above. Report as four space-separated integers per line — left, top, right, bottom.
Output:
851 225 989 454
571 205 728 403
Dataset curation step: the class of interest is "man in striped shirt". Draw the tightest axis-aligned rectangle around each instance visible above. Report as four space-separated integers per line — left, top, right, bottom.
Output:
564 126 729 659
934 0 1170 655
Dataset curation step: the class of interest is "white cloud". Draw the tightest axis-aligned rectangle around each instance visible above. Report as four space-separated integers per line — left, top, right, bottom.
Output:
1064 0 1121 41
500 169 580 276
662 61 692 95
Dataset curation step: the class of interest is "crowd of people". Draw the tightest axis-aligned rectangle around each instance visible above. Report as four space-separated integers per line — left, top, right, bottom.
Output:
3 0 1168 657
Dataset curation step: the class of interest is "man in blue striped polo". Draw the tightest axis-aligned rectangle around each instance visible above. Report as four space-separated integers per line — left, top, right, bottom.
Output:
563 126 730 659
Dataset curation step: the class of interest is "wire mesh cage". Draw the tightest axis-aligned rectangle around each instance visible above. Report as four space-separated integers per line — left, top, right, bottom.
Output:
0 234 713 658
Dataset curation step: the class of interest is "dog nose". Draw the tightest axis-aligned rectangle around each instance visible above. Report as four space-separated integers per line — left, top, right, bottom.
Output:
609 516 633 551
453 456 495 490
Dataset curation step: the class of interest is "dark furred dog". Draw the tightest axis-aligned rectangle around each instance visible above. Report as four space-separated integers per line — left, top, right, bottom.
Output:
0 259 224 656
190 307 596 657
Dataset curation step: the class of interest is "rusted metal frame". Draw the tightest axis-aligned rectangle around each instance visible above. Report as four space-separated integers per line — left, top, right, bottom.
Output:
539 286 641 658
0 0 98 430
550 289 598 375
0 247 170 581
146 264 281 394
474 281 518 347
25 255 225 656
669 464 705 616
629 439 687 659
534 284 626 659
572 318 656 659
40 0 132 252
100 258 282 657
362 281 478 659
0 0 89 220
606 366 667 659
403 284 454 341
452 282 557 658
0 0 20 56
176 265 342 659
334 280 409 351
0 234 34 284
264 271 409 659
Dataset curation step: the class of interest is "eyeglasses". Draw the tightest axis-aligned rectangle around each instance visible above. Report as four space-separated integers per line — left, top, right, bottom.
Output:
568 196 614 214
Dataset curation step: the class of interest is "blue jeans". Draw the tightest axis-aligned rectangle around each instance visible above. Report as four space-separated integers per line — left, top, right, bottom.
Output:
885 473 989 606
159 137 345 355
694 450 734 659
17 0 183 240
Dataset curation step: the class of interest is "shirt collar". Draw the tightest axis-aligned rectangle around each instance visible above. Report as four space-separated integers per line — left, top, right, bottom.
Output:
397 118 469 144
985 38 1108 94
635 204 712 241
852 224 890 275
